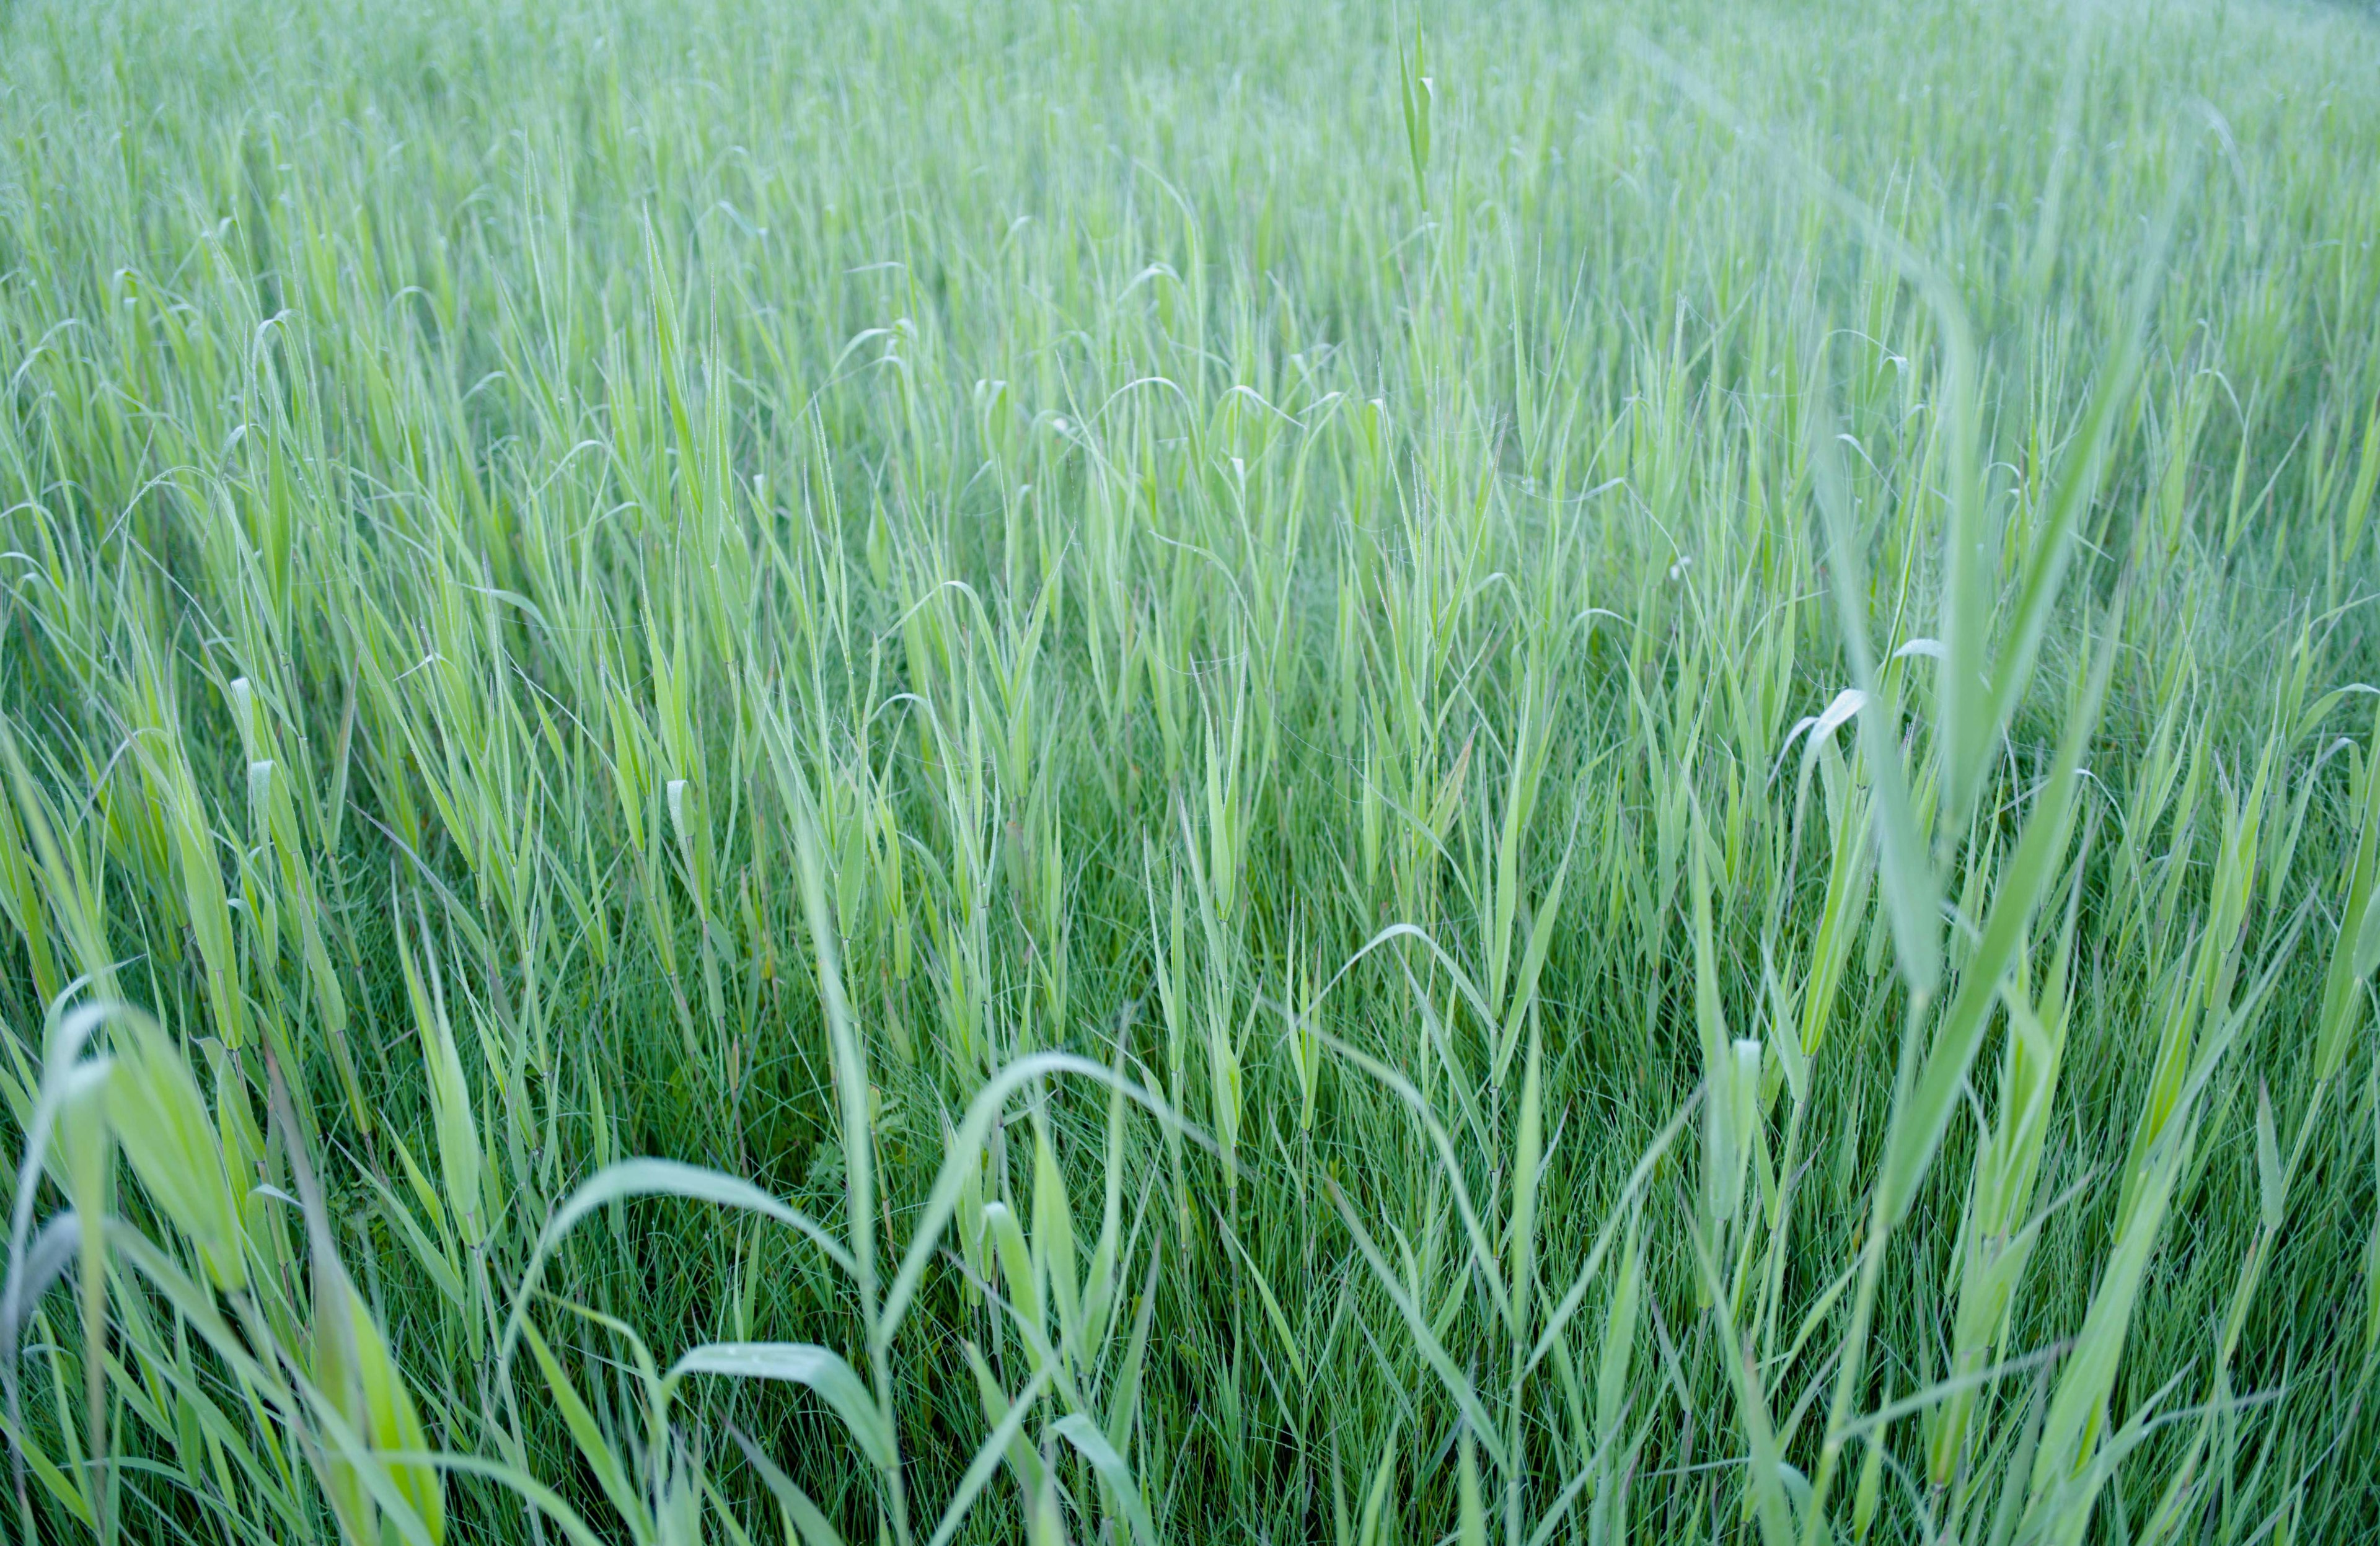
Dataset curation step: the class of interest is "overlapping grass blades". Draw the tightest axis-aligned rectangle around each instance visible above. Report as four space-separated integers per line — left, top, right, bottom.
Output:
3 0 2380 1540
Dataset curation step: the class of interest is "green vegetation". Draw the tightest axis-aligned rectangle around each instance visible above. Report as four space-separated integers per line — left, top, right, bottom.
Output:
4 0 2380 1540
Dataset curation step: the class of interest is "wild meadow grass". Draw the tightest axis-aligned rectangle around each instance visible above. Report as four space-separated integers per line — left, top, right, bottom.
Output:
2 0 2379 1540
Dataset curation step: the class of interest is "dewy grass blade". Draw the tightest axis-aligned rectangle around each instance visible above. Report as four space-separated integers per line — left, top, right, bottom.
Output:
663 1343 894 1470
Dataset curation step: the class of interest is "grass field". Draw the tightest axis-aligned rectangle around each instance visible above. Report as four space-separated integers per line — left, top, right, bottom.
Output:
4 0 2380 1540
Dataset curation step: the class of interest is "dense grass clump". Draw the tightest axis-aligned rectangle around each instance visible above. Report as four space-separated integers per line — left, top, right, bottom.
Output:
4 0 2380 1540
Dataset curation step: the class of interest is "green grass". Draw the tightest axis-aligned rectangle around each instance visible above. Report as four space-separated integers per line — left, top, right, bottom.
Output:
2 0 2379 1540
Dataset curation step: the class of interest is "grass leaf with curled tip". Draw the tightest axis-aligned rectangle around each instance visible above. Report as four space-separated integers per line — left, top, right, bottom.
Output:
666 1343 894 1471
878 1052 1209 1353
500 1159 856 1391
